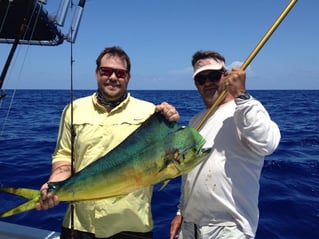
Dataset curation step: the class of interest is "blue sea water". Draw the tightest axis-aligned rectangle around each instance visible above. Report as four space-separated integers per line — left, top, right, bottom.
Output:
0 89 318 239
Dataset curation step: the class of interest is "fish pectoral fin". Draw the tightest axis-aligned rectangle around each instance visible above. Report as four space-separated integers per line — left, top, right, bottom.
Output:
0 187 40 218
160 148 181 173
159 180 170 191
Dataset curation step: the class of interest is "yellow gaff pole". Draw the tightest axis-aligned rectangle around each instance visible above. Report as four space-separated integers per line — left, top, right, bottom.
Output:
195 0 297 131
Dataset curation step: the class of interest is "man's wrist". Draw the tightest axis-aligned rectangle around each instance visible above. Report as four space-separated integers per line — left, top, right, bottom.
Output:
236 91 251 100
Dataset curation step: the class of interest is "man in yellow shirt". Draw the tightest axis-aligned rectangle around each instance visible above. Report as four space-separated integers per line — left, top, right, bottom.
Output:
35 46 179 239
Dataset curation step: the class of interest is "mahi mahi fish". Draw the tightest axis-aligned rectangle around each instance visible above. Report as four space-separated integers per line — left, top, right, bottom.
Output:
0 112 210 217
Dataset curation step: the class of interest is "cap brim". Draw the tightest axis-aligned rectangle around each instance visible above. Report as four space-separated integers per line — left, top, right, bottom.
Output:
193 64 224 78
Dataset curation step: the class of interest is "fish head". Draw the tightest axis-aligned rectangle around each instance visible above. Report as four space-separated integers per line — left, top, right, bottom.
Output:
168 126 211 174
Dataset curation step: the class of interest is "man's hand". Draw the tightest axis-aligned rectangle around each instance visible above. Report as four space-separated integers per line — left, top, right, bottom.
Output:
223 67 246 98
170 215 182 239
156 102 179 122
35 182 60 210
35 162 71 211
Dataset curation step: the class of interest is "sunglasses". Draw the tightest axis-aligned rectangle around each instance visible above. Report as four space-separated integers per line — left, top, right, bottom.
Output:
99 67 128 78
194 71 224 85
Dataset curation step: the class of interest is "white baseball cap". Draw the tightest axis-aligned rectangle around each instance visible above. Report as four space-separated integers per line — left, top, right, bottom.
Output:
193 58 225 78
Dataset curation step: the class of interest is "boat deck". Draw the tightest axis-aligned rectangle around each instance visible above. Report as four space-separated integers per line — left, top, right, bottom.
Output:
0 221 60 239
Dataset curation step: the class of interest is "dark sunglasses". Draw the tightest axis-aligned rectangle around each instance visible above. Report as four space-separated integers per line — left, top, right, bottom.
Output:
99 67 128 78
195 71 224 85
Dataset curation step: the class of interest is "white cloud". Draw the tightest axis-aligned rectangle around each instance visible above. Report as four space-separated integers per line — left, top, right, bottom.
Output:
228 61 256 78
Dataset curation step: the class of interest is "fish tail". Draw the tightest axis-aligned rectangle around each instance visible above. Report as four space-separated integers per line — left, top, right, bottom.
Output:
0 187 40 217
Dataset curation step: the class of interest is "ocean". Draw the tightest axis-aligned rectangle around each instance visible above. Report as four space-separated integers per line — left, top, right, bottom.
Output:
0 89 318 239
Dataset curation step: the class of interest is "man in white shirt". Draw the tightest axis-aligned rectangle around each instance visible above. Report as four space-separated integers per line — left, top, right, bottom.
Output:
170 50 281 239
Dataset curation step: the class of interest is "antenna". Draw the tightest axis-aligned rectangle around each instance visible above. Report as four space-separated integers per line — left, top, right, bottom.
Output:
65 0 86 43
55 0 71 26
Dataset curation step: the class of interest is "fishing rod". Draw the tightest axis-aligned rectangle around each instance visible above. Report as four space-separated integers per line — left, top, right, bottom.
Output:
69 1 86 238
195 0 297 131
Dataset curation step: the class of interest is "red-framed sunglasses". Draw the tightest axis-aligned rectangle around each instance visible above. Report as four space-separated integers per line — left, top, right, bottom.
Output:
99 67 128 78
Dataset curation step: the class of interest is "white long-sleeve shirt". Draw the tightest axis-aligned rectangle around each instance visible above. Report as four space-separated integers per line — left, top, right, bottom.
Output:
179 97 281 238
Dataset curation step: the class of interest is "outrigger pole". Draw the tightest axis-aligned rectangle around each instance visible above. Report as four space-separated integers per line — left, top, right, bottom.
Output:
195 0 298 130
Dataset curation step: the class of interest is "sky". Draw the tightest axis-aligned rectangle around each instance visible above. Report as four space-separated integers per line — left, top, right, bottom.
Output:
0 0 318 90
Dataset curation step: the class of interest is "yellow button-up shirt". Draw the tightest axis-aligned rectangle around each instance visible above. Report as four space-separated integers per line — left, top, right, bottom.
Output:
52 92 156 237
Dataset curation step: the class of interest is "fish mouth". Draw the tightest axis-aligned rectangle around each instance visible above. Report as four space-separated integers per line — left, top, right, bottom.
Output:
200 147 212 154
196 137 211 155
